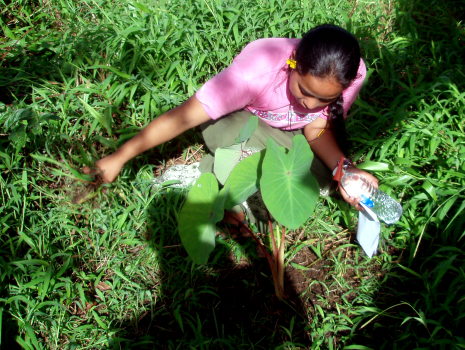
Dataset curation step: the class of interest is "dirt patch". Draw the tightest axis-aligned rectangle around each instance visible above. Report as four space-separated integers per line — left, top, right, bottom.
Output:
107 152 385 348
117 218 385 349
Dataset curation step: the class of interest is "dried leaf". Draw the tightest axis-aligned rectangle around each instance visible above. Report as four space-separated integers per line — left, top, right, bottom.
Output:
96 282 112 291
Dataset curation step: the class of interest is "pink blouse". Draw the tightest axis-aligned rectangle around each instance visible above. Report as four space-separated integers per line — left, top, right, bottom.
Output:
196 38 366 130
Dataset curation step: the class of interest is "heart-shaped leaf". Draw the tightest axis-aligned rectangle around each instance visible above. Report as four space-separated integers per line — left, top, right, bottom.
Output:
222 150 264 209
235 115 259 144
214 144 243 184
178 173 220 264
260 135 319 229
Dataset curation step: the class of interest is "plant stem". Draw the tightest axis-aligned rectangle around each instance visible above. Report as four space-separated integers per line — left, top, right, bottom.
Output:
229 215 285 299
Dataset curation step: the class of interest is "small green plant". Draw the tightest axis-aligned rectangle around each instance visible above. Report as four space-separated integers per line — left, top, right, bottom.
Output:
178 130 320 298
0 107 59 152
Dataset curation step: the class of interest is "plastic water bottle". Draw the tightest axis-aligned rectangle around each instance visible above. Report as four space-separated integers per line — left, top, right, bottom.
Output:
341 171 403 224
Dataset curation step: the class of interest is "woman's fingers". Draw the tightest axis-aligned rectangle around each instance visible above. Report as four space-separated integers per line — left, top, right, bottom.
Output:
339 183 359 209
338 168 379 211
81 158 119 184
81 166 100 176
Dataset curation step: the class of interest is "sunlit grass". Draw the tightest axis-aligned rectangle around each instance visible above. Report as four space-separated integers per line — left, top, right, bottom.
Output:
1 0 464 348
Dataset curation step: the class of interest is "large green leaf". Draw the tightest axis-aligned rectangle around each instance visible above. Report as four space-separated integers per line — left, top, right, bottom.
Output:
222 150 264 209
178 173 219 264
235 115 259 144
260 135 319 229
213 144 243 185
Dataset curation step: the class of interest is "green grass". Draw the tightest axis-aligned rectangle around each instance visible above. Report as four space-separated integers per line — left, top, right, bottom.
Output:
1 0 465 348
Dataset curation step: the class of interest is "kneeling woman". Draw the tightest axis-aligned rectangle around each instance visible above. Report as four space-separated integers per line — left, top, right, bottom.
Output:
89 24 378 207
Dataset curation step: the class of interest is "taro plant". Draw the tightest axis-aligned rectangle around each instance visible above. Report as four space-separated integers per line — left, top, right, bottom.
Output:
178 118 320 298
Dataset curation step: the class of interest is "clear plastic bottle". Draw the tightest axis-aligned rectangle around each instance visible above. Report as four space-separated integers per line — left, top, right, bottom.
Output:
341 171 403 224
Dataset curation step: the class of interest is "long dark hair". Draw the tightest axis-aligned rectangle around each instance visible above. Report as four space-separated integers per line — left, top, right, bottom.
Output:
295 24 361 151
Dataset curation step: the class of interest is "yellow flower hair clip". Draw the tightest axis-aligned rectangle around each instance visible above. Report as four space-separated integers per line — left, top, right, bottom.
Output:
286 59 297 69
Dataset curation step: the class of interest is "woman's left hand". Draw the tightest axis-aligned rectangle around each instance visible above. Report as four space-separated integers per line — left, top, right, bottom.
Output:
338 167 379 210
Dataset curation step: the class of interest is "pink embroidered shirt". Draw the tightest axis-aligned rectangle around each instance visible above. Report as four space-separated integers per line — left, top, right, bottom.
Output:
196 38 366 130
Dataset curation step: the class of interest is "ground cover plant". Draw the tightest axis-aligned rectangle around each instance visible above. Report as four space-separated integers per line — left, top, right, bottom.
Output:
1 0 464 348
179 131 321 298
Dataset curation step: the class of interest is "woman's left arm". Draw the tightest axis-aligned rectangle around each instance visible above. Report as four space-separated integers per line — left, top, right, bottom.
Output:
304 119 344 170
304 122 378 208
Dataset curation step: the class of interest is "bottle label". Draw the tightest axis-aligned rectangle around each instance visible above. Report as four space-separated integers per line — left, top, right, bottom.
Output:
360 194 374 208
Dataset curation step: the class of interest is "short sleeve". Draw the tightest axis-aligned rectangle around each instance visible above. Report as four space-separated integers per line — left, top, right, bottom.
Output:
195 38 295 120
342 58 367 118
195 66 254 120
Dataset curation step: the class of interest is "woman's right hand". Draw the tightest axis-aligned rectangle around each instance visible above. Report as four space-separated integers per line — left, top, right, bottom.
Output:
83 153 125 183
83 96 210 184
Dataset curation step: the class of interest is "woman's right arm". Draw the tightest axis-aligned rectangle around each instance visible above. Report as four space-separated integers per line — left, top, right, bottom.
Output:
92 96 211 183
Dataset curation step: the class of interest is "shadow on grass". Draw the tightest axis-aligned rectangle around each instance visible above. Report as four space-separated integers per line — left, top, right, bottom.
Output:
109 189 312 349
0 305 22 350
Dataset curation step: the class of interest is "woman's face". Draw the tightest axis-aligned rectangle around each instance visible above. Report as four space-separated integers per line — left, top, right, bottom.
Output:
289 70 343 110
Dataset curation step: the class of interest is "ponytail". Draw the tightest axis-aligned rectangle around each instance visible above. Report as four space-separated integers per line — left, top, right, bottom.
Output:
328 95 350 151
